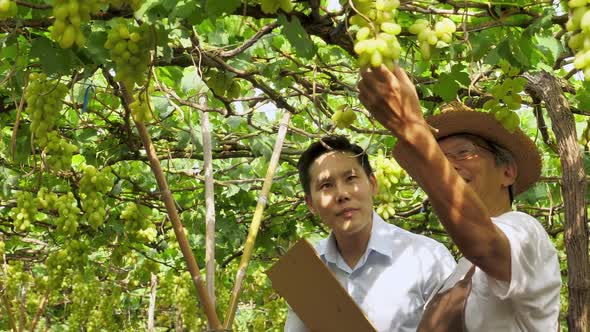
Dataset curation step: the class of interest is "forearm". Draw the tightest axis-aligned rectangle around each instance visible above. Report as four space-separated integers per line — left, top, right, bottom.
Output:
393 126 510 279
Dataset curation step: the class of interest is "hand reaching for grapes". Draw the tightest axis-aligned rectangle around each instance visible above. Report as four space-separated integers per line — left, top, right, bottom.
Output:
358 65 428 141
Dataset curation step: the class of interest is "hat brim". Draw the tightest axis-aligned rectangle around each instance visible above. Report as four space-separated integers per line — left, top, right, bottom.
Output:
426 111 541 195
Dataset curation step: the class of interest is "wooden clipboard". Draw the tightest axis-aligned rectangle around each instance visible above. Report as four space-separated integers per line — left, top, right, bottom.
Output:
267 239 377 332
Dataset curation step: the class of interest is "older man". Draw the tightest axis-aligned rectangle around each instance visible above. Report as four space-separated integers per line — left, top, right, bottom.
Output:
358 66 561 331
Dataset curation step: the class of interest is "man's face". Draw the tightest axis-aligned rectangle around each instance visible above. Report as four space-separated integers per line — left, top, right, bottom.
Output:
305 151 377 238
438 135 515 205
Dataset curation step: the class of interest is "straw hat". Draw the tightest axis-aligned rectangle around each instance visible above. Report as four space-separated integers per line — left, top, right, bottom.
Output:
426 103 541 195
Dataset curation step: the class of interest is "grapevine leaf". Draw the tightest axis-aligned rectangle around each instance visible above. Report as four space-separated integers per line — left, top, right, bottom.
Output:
432 66 469 102
30 37 80 75
180 67 205 94
535 36 563 64
206 0 241 16
575 83 590 110
277 14 316 59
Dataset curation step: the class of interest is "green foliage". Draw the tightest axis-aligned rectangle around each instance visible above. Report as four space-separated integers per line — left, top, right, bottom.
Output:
0 0 585 331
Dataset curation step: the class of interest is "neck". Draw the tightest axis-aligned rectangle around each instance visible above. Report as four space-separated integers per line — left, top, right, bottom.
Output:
333 218 373 269
486 192 512 217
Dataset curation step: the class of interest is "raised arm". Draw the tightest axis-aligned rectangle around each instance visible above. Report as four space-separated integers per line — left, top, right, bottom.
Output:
358 65 511 281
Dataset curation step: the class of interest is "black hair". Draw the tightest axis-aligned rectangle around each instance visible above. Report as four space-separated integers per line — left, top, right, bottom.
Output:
297 135 373 196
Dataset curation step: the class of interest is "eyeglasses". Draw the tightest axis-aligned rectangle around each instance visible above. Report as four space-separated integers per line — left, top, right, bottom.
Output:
441 141 494 162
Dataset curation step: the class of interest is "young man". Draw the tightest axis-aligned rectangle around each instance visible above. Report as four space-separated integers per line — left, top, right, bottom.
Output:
284 136 456 332
358 66 561 331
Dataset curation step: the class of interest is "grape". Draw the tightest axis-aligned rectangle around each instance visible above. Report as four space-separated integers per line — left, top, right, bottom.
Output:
54 192 81 235
481 62 523 132
0 0 17 18
350 0 401 69
51 0 101 48
203 69 242 100
409 17 456 61
79 165 113 230
566 3 590 80
129 91 153 123
24 74 68 147
121 203 157 243
373 149 406 219
260 0 293 14
331 105 357 129
10 191 38 232
104 19 152 89
44 131 78 171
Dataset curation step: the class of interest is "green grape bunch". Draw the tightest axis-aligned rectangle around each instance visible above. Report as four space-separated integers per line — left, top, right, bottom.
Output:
372 149 405 219
54 192 81 235
79 165 114 229
10 191 38 232
566 0 590 79
129 91 153 123
481 62 524 132
51 0 102 48
408 17 456 61
204 70 241 100
351 0 402 69
24 73 68 147
121 203 157 243
331 105 357 129
44 131 78 171
0 0 18 18
259 0 293 14
37 187 81 235
104 19 152 89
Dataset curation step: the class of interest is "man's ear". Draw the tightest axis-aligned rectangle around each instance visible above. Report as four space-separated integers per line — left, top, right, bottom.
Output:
304 195 317 215
502 162 517 188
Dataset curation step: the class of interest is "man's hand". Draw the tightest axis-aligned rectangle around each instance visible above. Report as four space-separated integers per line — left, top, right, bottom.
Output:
358 65 427 140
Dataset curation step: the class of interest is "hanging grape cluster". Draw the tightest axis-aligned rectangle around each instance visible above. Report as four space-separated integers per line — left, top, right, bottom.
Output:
104 19 152 89
121 203 157 243
259 0 293 14
204 70 241 100
79 166 113 230
51 0 102 48
408 17 456 61
24 73 68 147
39 188 79 235
566 0 590 79
129 91 153 123
481 62 524 132
0 0 17 18
10 191 38 232
373 150 405 220
351 0 402 69
331 105 357 129
55 192 81 235
44 131 78 171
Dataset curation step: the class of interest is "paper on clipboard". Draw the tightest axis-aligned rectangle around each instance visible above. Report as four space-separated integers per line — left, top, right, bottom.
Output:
267 239 377 332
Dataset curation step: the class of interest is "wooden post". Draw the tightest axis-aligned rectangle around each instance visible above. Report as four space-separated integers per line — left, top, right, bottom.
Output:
224 111 291 329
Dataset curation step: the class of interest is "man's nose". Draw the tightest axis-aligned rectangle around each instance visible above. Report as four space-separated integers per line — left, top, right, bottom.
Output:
335 183 351 203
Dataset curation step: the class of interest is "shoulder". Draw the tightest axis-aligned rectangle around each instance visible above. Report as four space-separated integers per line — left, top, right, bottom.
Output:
493 211 542 228
492 211 552 248
380 221 454 261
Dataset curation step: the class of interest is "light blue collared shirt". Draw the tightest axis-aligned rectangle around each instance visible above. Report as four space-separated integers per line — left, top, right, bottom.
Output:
284 212 456 332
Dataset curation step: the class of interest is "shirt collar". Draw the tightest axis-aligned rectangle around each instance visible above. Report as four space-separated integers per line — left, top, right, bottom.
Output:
317 211 394 264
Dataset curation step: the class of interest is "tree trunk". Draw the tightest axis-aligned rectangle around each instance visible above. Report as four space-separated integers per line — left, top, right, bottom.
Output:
525 71 590 332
